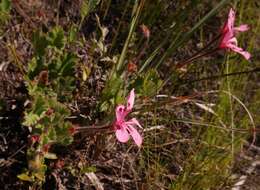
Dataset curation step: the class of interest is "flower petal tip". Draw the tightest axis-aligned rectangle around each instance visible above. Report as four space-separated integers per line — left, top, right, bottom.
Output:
126 89 135 111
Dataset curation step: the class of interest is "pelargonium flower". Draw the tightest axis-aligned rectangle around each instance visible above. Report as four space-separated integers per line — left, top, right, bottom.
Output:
114 89 142 147
219 8 251 60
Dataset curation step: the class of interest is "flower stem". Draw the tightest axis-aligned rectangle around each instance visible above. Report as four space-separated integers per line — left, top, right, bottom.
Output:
176 34 221 68
176 47 220 68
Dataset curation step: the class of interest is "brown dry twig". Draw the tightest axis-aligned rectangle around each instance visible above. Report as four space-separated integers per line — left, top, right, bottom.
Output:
12 0 36 28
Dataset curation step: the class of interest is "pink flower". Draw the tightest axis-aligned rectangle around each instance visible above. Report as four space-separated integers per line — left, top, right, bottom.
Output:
114 89 143 147
219 8 251 60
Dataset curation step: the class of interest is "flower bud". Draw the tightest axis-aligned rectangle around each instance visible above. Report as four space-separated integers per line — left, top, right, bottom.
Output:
140 24 150 39
127 61 137 73
30 135 40 144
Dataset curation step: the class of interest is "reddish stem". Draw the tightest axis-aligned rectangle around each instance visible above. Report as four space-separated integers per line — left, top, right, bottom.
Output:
176 48 220 69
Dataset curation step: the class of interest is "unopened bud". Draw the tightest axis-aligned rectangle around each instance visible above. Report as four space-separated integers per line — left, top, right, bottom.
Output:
68 126 77 135
30 135 40 144
140 24 150 39
127 61 137 73
45 108 54 116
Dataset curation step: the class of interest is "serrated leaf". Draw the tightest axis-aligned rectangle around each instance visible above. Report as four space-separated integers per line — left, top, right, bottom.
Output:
27 57 37 73
48 27 65 49
23 112 40 126
33 96 47 115
59 53 76 76
32 31 49 57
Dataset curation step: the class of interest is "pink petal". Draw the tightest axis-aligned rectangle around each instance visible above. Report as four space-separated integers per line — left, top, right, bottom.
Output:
234 24 249 32
220 37 238 49
224 9 236 38
125 118 142 129
241 51 251 60
115 124 130 143
220 29 236 48
116 105 126 122
227 43 251 60
219 8 250 61
227 8 235 31
126 89 135 111
127 125 142 147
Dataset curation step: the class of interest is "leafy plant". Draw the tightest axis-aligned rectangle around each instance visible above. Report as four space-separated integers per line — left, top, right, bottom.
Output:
19 27 77 185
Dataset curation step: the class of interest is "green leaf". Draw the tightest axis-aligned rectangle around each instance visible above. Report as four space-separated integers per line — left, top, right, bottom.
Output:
33 96 47 115
59 53 77 76
80 0 100 23
49 98 70 117
17 173 33 182
99 101 109 112
102 73 123 100
61 136 73 146
23 112 40 127
116 0 143 71
48 127 57 141
80 1 89 21
35 124 44 129
27 57 45 80
68 25 78 43
32 31 49 57
82 65 91 81
88 0 100 12
142 69 162 97
0 0 11 12
27 57 37 73
80 166 96 174
48 27 65 49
